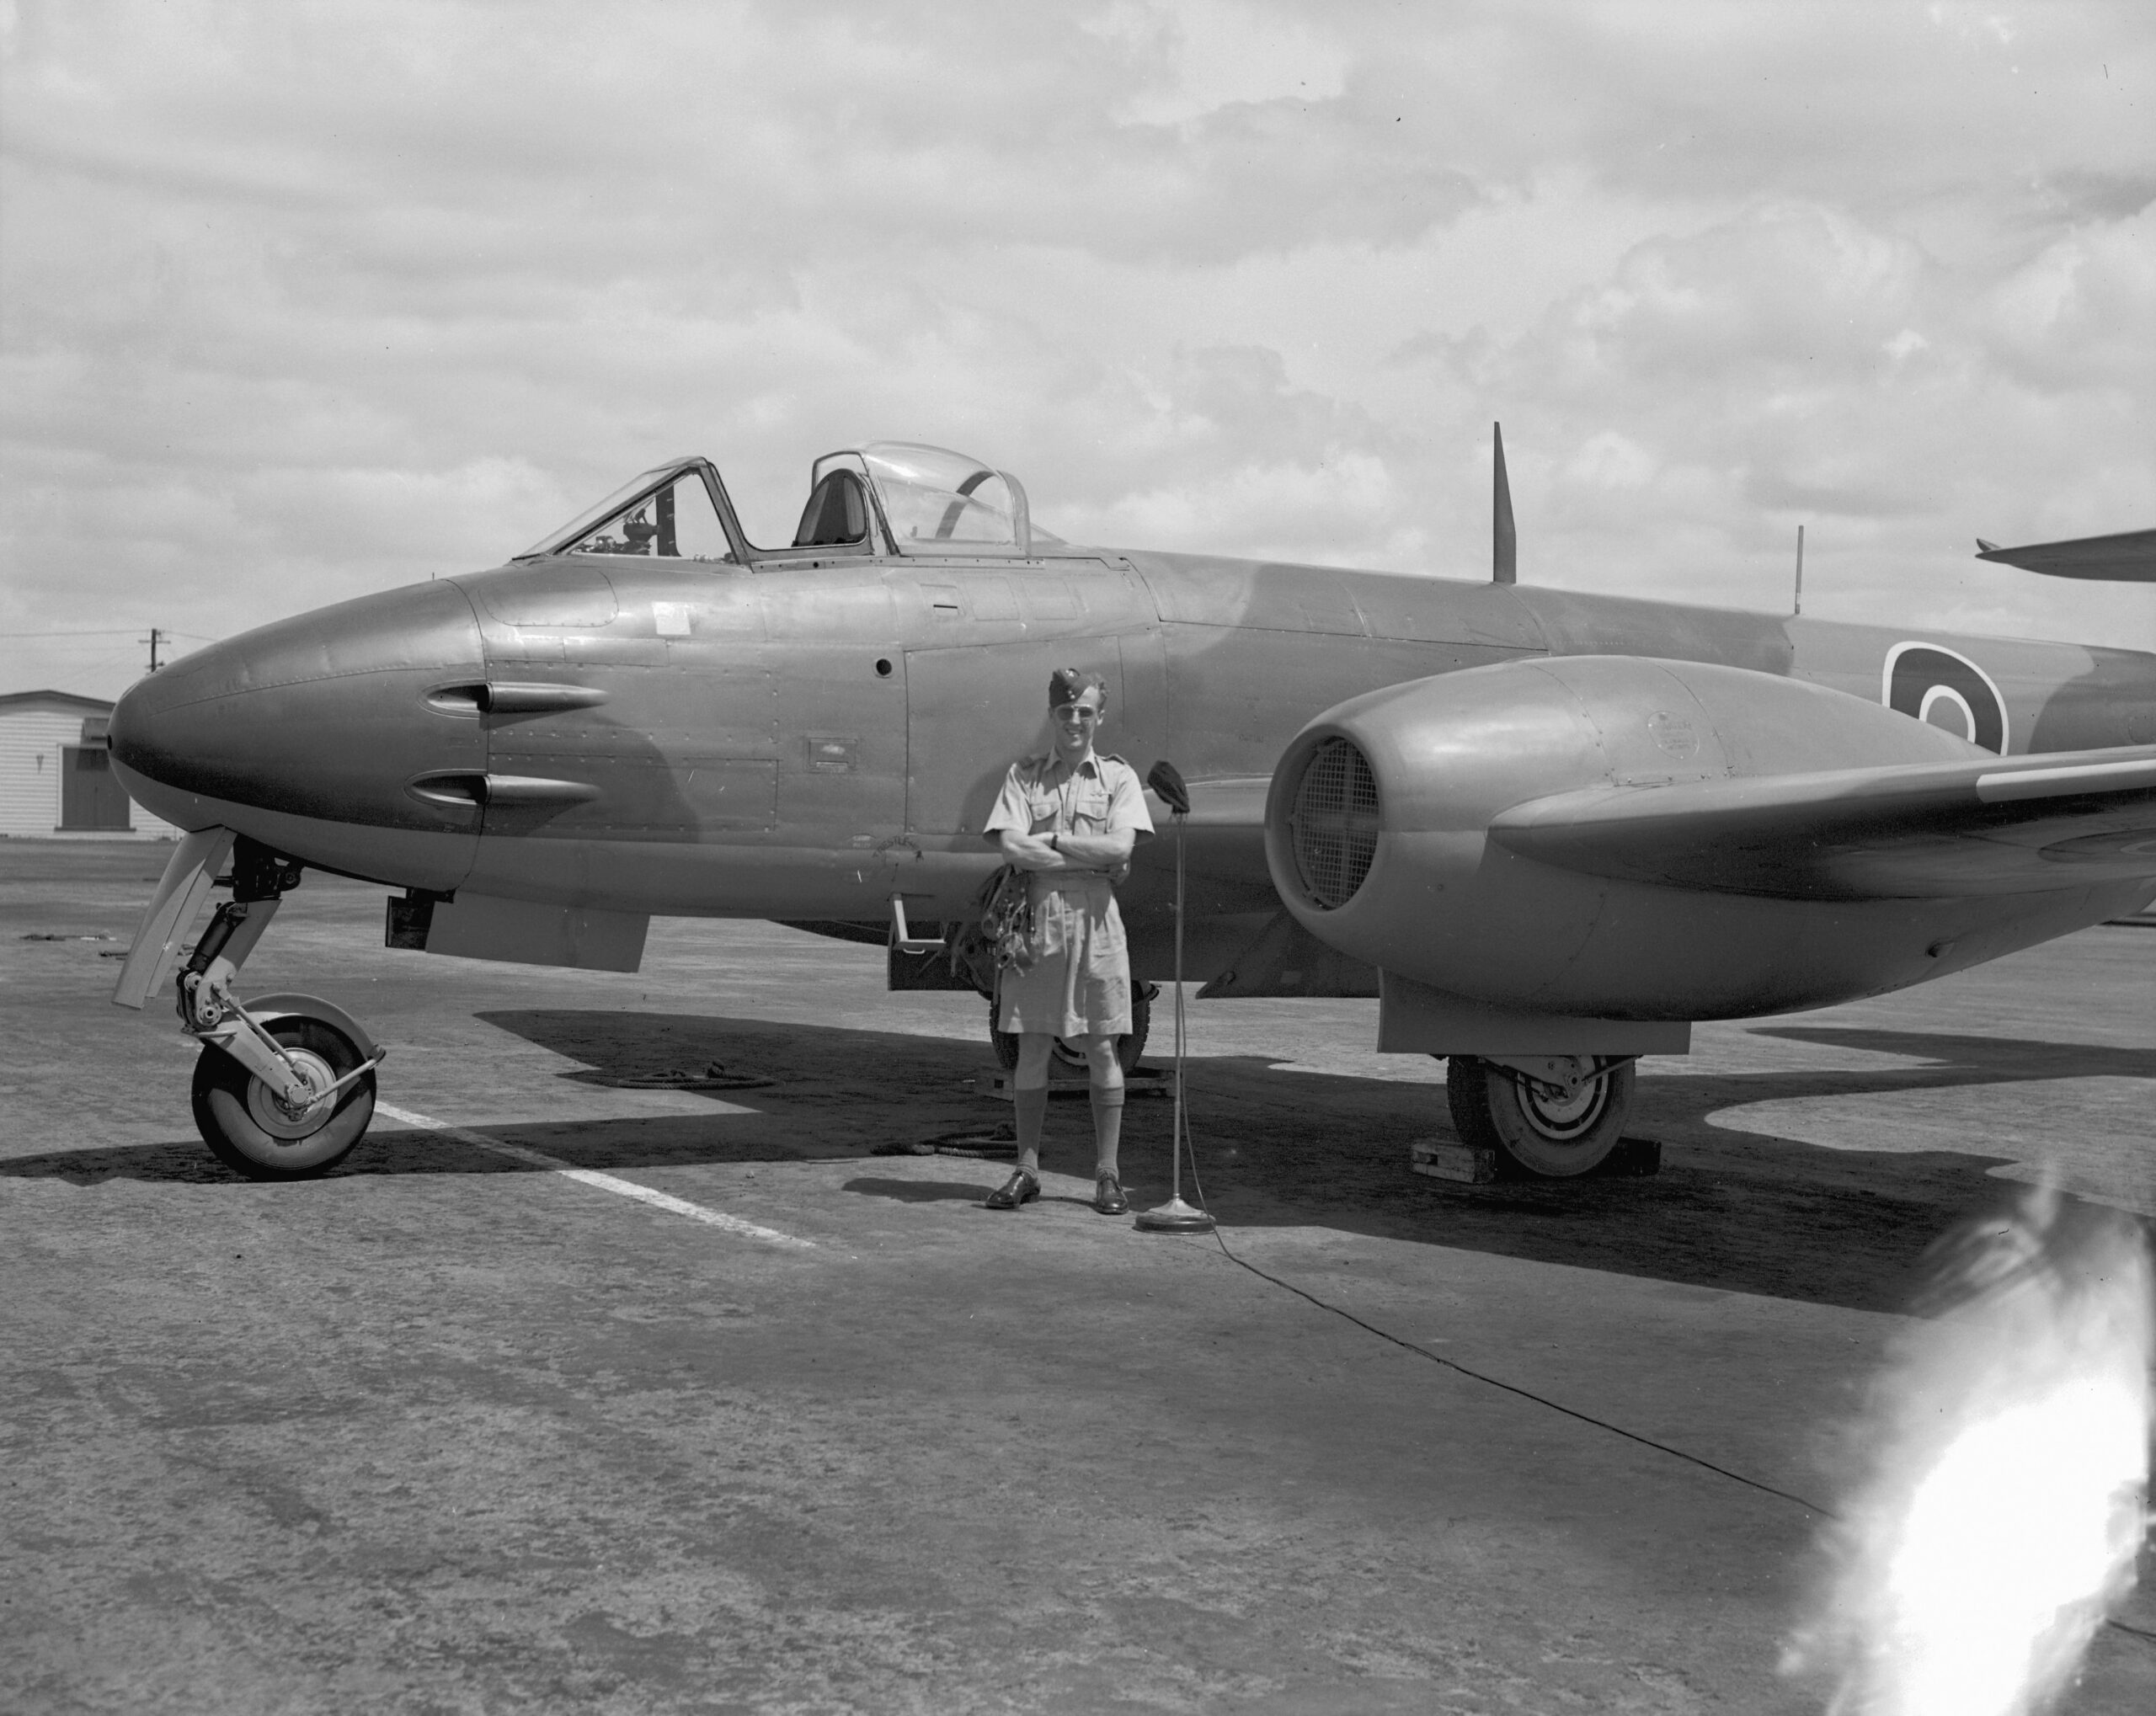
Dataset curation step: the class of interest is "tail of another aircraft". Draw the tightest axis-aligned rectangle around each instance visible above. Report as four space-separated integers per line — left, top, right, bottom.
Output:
1974 529 2156 583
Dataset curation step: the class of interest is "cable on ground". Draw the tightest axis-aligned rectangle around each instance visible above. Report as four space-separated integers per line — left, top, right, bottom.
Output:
1169 1111 2156 1648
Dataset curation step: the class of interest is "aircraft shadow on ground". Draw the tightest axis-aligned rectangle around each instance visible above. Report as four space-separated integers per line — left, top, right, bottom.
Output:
8 1008 2147 1316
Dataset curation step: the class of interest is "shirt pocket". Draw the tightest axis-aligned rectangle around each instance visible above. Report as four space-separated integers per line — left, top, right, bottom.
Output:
1069 786 1112 834
1026 790 1061 833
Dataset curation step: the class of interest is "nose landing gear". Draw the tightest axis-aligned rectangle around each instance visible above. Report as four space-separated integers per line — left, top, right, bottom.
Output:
120 832 385 1180
191 1008 379 1180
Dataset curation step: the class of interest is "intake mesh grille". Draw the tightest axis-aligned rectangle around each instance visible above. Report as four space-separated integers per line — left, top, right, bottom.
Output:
1290 738 1380 909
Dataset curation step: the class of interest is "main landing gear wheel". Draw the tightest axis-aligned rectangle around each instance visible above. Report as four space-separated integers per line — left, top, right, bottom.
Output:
191 1012 377 1180
1445 1055 1635 1178
989 983 1153 1074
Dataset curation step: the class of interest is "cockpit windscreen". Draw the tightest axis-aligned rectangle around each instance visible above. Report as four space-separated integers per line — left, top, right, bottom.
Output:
520 464 735 561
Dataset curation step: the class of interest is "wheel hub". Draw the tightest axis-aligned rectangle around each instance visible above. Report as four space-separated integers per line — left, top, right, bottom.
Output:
1517 1070 1609 1140
245 1047 338 1139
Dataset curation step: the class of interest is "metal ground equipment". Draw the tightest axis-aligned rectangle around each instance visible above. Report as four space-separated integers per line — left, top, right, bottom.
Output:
1134 760 1214 1236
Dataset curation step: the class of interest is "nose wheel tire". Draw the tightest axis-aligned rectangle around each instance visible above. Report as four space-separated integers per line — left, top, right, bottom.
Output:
989 983 1152 1074
1445 1055 1635 1178
191 1014 377 1180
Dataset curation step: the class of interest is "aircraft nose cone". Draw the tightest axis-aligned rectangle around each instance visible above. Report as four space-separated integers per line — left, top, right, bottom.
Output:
109 579 488 833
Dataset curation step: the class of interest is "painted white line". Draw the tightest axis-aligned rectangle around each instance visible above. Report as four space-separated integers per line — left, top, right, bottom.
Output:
375 1101 814 1250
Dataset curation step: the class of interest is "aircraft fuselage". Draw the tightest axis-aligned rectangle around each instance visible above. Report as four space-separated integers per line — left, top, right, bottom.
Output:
113 545 2156 907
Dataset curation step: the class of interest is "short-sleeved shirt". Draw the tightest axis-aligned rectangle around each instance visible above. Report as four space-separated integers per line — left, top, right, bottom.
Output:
982 751 1155 860
982 752 1155 1037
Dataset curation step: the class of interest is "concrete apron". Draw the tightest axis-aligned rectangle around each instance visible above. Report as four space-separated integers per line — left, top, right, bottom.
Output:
5 1154 1853 1713
3 850 2153 1713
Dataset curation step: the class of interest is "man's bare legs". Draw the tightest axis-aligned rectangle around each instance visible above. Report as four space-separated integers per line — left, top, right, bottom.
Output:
1011 1031 1054 1179
1011 1031 1124 1191
1080 1034 1124 1185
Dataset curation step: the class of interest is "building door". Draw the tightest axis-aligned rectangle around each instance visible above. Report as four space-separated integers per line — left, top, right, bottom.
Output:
60 746 133 831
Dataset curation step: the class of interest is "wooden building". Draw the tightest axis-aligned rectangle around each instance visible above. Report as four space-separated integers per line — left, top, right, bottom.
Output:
0 690 179 839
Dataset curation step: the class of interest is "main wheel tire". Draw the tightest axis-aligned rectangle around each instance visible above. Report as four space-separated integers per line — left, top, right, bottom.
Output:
988 983 1153 1074
1445 1055 1635 1179
191 1015 376 1180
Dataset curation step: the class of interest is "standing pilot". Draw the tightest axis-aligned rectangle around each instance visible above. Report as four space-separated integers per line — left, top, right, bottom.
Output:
981 667 1155 1213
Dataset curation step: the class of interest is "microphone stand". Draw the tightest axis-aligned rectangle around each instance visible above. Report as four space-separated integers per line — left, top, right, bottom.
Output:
1135 760 1214 1235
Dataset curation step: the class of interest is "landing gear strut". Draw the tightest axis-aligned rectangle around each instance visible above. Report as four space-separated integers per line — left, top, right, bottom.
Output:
170 838 384 1180
1445 1054 1636 1178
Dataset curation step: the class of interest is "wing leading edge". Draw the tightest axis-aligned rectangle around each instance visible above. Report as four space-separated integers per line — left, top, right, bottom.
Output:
1490 746 2156 900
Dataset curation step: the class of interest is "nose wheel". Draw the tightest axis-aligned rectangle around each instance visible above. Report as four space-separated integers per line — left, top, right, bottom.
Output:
191 1010 378 1180
122 834 387 1180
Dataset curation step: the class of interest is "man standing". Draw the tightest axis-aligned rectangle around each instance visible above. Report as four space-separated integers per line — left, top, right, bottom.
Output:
981 668 1155 1213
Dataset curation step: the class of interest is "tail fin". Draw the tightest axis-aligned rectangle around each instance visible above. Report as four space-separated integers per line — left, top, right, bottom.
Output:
1492 421 1516 585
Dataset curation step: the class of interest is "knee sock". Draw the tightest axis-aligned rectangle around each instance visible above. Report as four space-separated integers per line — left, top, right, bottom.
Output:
1089 1084 1125 1180
1013 1085 1048 1175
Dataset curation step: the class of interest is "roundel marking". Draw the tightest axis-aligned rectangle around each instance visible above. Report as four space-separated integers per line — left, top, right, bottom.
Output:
1882 642 2009 754
1916 684 1977 738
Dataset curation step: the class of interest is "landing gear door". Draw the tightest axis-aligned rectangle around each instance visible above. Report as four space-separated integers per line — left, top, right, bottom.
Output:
905 643 1124 837
112 827 236 1010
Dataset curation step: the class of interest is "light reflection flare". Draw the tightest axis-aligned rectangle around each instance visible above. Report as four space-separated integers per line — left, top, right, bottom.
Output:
1784 1182 2153 1716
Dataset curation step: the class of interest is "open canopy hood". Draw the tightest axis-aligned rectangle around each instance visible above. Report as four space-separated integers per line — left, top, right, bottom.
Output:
516 441 1059 564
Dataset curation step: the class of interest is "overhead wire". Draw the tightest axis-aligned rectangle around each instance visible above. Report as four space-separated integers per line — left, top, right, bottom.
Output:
0 628 221 640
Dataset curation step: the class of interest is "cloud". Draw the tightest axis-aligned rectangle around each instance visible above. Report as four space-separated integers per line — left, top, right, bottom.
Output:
2 0 2151 701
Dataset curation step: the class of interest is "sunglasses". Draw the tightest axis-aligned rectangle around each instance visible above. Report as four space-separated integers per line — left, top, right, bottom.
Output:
1053 703 1101 722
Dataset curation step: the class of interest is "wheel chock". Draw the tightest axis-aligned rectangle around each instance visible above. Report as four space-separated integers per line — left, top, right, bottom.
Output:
1411 1138 1499 1182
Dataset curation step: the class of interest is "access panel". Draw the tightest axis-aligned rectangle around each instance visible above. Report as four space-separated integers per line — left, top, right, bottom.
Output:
906 642 1128 837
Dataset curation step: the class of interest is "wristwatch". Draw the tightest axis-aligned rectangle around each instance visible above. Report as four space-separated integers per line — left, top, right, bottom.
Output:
1049 833 1060 852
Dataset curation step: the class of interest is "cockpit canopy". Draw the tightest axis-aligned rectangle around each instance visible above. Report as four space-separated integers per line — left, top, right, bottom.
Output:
517 441 1055 563
526 461 736 562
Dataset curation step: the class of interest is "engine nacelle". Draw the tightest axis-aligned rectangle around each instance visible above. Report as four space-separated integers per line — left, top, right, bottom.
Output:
1262 655 2066 1022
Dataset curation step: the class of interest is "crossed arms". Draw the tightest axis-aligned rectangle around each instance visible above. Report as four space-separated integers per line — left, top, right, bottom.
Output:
997 826 1136 874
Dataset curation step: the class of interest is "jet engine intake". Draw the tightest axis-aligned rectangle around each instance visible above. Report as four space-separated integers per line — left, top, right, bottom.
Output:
1263 655 2041 1022
1287 736 1381 909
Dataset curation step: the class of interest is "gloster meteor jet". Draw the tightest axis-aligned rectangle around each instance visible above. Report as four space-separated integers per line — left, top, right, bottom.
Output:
108 439 2156 1182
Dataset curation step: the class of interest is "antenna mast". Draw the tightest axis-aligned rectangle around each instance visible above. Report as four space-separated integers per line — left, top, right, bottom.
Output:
1492 422 1516 585
1793 526 1805 616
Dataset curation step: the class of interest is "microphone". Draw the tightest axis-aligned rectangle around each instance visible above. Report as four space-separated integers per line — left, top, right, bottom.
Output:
1145 759 1190 818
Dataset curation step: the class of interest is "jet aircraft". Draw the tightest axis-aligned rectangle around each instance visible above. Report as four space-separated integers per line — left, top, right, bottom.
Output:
107 437 2156 1182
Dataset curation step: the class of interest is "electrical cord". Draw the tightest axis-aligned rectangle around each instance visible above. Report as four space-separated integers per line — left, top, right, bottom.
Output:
1174 1122 1824 1513
1168 1098 2156 1648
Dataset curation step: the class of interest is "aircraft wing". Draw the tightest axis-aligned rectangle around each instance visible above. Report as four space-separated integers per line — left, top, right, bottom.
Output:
1975 528 2156 582
1488 746 2156 900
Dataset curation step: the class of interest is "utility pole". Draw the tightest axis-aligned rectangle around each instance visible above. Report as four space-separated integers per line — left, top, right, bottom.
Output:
146 627 163 673
1793 525 1805 617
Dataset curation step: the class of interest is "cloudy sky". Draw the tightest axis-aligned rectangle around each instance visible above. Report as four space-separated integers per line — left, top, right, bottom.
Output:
3 0 2151 700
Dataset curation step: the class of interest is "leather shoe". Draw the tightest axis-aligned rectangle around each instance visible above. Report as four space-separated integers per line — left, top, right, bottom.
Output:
985 1169 1039 1210
1091 1175 1129 1215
